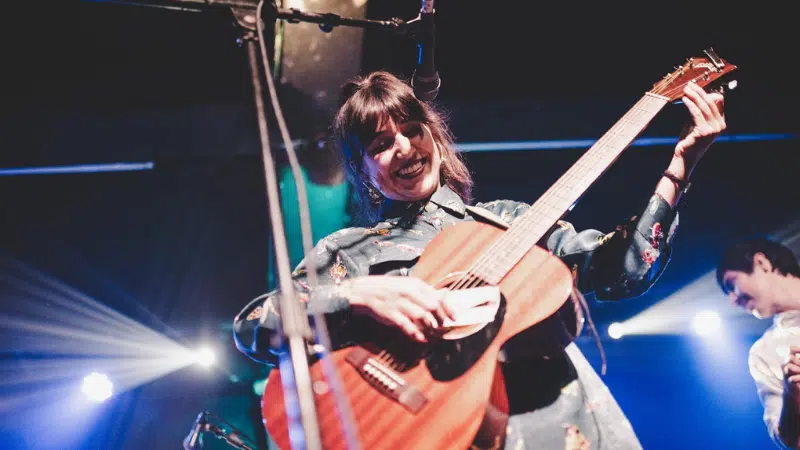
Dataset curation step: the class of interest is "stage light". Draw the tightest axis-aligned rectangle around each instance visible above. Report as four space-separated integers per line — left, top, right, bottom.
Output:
1 257 217 413
692 310 722 336
82 372 113 403
608 322 625 340
454 133 798 153
0 162 154 176
194 346 216 369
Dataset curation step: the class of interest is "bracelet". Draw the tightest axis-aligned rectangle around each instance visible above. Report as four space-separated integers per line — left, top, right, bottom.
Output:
663 170 691 194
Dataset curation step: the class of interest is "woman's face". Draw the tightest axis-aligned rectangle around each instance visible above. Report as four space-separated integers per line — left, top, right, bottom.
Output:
361 117 442 202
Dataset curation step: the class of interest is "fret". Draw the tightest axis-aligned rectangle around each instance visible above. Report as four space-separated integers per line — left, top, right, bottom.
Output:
472 94 669 281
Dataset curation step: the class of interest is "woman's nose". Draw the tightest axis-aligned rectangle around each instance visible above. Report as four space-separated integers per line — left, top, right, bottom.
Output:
394 132 412 157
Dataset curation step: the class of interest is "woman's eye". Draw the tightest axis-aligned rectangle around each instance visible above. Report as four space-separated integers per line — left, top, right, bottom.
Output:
368 138 392 156
379 138 393 150
404 123 423 138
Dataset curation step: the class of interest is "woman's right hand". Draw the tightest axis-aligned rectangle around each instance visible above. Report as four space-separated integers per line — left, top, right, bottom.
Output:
339 276 455 342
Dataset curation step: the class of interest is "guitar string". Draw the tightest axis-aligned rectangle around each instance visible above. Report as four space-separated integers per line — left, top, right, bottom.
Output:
381 74 703 384
479 93 666 281
379 91 671 368
375 80 689 395
447 94 661 293
448 95 656 291
482 95 661 277
376 98 661 386
365 79 694 410
421 99 648 351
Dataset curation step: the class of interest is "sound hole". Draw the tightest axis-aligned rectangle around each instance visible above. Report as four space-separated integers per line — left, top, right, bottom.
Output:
351 274 507 381
425 274 506 382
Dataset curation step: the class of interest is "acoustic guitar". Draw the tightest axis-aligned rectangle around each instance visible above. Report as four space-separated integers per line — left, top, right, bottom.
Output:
262 49 737 450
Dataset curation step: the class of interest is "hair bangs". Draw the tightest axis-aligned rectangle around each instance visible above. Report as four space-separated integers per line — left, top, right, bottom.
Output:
340 84 425 159
332 71 473 225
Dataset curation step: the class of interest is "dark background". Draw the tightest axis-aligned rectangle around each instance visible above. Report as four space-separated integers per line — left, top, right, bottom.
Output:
0 1 797 449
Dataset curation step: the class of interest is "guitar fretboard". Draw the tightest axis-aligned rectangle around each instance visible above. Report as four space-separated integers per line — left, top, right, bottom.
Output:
473 92 670 284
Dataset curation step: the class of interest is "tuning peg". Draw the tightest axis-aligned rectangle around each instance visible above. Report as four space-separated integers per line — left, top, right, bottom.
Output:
709 80 738 95
721 80 738 94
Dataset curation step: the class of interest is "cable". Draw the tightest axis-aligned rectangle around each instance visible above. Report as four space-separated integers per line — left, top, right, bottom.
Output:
255 2 360 449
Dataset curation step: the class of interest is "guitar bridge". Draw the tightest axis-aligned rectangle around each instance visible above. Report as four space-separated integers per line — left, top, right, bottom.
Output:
345 347 428 414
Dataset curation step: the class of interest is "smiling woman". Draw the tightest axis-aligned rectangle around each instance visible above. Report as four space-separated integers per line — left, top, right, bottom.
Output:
234 69 727 449
332 71 472 224
362 119 438 202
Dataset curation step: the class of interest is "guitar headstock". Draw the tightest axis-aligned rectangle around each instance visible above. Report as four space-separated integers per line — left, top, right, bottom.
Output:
650 48 737 101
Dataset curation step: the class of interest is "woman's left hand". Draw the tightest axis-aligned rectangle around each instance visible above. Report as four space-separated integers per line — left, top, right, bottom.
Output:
674 81 726 168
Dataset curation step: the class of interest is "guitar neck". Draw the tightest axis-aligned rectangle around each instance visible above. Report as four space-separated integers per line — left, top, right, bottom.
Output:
477 92 670 284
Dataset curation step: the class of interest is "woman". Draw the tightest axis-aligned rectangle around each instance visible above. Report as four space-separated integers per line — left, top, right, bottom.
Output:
234 71 726 449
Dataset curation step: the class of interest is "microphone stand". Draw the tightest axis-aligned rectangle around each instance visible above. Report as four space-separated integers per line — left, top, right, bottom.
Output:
244 5 416 450
84 0 412 33
82 2 423 449
183 410 258 450
206 424 257 450
241 26 324 450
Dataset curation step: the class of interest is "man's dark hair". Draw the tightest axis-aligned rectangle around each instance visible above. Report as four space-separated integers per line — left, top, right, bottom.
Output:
717 237 800 293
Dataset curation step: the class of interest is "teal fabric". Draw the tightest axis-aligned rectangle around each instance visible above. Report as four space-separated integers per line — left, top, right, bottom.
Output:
274 164 350 272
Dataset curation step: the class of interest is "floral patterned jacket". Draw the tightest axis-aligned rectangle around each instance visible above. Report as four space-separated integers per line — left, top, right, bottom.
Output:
234 185 678 365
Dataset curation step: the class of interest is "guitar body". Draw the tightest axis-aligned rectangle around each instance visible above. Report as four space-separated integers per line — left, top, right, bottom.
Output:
262 221 577 450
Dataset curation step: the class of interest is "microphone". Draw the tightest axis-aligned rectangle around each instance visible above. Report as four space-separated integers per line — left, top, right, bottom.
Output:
411 0 440 101
182 411 208 450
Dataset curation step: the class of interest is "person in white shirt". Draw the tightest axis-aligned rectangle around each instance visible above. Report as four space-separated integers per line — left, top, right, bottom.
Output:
718 238 800 449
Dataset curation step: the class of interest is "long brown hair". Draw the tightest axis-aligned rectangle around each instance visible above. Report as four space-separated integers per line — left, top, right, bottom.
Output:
332 71 472 224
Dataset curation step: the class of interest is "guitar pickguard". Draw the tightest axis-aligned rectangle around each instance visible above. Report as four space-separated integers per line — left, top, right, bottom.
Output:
425 295 507 382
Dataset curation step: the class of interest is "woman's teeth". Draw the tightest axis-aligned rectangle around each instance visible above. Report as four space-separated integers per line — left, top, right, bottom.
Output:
398 160 424 177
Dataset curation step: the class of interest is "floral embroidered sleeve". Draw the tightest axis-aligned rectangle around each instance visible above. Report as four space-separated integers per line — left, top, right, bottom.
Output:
549 194 678 300
233 233 362 365
478 194 678 300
